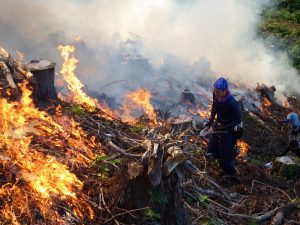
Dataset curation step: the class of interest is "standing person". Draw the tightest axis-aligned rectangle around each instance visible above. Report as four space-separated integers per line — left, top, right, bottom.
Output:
205 77 242 180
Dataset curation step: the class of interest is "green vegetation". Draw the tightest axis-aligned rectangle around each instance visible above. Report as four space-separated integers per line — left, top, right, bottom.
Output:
280 164 300 179
144 188 168 220
248 156 264 166
69 104 87 117
260 0 300 71
91 154 122 178
129 122 145 133
198 194 209 205
144 208 161 219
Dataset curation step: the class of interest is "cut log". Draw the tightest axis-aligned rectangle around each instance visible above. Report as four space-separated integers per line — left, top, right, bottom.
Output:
26 60 59 108
0 61 17 90
0 48 33 80
163 146 186 176
6 54 33 80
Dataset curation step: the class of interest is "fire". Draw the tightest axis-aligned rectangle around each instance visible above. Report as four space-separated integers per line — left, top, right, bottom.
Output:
122 88 157 124
198 111 210 118
58 45 97 110
0 81 97 223
22 156 83 198
262 97 272 107
237 140 249 158
58 45 116 119
198 104 212 119
57 46 158 125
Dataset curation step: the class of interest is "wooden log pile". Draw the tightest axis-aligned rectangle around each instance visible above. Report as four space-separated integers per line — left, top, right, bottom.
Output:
0 48 58 108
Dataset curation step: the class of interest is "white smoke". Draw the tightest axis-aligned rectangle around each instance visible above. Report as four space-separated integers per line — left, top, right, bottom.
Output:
0 0 299 97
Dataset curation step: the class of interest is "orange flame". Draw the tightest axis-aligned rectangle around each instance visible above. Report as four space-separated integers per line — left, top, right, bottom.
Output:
122 88 157 124
57 46 157 124
198 104 212 119
0 81 97 223
237 140 249 158
262 97 272 107
58 45 116 119
58 45 97 110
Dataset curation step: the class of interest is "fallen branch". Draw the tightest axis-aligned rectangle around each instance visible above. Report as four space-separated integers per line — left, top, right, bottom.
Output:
0 61 18 90
106 139 141 159
215 202 300 222
183 161 232 204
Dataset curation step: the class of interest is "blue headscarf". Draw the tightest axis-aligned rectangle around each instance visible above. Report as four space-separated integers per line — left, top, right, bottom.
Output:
214 77 228 91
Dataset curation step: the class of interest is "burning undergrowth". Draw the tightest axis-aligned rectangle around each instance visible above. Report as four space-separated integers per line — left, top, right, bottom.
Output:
1 45 300 225
0 83 98 223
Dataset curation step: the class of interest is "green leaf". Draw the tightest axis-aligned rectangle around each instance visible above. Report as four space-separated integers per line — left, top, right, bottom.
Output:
144 208 160 219
199 194 209 204
109 158 122 165
96 155 107 161
70 104 87 117
291 197 300 208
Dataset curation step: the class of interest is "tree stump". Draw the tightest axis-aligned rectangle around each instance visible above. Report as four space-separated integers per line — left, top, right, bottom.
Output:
169 115 193 133
26 60 59 108
180 89 195 106
161 168 189 225
119 146 189 225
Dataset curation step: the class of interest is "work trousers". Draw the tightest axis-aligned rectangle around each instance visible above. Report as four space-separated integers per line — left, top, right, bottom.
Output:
208 131 238 176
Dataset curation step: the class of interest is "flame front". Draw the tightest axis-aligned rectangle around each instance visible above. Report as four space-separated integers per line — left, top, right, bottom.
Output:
0 81 96 223
237 140 249 158
122 88 157 124
262 97 272 107
58 45 116 119
58 45 97 110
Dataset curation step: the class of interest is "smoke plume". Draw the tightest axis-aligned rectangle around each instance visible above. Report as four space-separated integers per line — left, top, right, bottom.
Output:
0 0 299 99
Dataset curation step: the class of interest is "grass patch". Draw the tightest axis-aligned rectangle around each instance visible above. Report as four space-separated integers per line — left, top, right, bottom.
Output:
260 0 300 72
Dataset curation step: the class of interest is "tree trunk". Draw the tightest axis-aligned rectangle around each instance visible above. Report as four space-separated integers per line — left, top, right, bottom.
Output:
26 60 59 109
161 168 189 225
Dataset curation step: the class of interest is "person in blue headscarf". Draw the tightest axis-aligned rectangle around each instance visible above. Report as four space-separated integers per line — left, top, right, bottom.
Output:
205 77 242 181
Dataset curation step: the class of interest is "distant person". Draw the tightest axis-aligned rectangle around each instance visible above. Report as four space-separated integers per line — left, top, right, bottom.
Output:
284 109 300 140
205 77 242 181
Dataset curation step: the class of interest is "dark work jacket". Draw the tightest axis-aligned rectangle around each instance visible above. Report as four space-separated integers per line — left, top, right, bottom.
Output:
209 93 242 131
